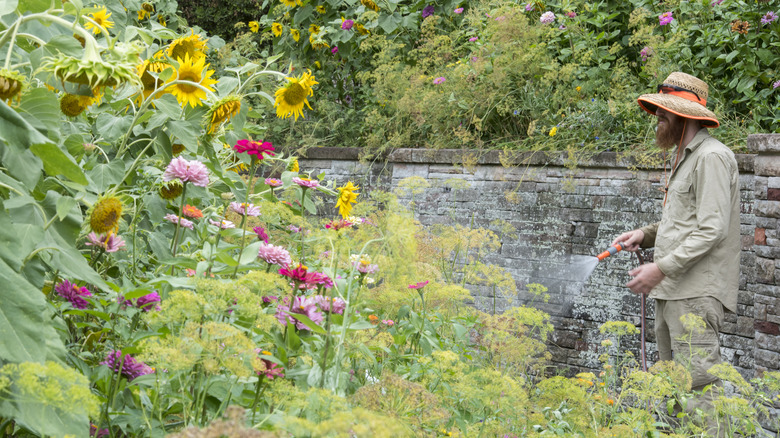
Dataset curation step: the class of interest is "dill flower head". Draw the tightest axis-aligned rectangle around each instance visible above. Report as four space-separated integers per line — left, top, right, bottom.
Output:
0 68 26 101
361 0 380 12
90 196 123 233
166 32 208 62
229 201 261 216
335 181 359 218
182 204 203 218
85 231 126 252
248 20 260 32
159 180 184 199
55 279 92 309
233 139 276 160
206 95 242 134
164 214 194 230
272 22 283 37
274 71 318 120
257 243 292 267
163 156 210 187
101 350 154 380
84 6 115 35
168 53 217 108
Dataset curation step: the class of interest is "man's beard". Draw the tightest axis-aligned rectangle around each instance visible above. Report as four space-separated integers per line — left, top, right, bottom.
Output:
655 116 684 150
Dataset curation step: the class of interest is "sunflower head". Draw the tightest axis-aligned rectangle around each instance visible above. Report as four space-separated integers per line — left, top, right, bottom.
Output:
206 95 242 134
280 0 301 7
272 23 283 37
287 158 299 172
90 196 123 233
73 33 86 47
142 2 155 12
171 143 185 155
249 21 260 33
41 42 143 89
166 33 208 62
60 93 88 117
137 58 172 104
168 53 217 108
309 24 320 35
290 29 301 42
84 6 115 35
360 0 380 12
0 69 26 101
316 5 326 13
355 23 370 35
274 71 318 120
336 181 359 218
159 180 184 200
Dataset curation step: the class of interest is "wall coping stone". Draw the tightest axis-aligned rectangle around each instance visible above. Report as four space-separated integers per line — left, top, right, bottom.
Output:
748 134 780 154
299 147 754 172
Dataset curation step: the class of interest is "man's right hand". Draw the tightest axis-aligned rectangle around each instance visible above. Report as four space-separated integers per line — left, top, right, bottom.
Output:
611 229 644 252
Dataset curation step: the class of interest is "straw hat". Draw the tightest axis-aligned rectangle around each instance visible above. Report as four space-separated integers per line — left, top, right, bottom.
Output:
637 72 719 128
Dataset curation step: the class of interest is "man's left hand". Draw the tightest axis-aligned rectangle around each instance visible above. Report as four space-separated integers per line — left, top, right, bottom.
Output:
627 262 665 295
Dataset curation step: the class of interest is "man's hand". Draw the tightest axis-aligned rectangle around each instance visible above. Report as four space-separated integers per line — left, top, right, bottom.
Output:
627 262 665 295
611 229 644 252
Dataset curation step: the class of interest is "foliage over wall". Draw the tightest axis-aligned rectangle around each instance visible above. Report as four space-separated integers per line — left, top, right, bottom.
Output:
194 0 777 155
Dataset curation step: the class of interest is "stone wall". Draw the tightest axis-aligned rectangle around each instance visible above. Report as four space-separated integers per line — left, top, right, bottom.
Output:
297 136 779 378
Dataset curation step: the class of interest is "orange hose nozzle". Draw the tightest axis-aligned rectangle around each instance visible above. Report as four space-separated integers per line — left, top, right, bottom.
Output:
597 242 625 261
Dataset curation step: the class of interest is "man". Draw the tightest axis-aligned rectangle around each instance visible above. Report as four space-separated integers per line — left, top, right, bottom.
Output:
612 72 740 435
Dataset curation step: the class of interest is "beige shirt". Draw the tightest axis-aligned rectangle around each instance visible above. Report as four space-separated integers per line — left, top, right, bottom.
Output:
639 129 740 313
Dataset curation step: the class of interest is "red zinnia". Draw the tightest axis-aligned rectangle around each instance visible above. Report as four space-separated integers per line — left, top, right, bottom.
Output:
233 139 276 161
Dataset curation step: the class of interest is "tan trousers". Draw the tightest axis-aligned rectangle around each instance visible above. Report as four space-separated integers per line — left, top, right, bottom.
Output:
655 296 725 437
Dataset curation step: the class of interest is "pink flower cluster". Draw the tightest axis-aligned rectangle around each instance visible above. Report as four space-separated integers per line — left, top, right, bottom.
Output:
86 232 126 253
314 295 347 314
292 177 320 188
275 296 325 330
659 11 673 26
540 11 555 24
101 350 154 380
639 46 653 62
164 214 194 230
257 243 292 268
279 264 334 290
230 202 261 216
341 19 354 30
55 280 92 309
163 157 209 187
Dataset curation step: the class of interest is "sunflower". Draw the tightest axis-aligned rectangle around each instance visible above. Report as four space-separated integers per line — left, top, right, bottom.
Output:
168 54 217 108
138 8 150 20
73 33 86 47
159 181 184 200
137 59 171 104
90 196 123 233
158 15 167 26
249 21 260 33
308 33 329 50
280 0 301 7
274 71 318 120
272 22 283 37
41 42 142 88
142 2 154 12
335 181 359 218
355 23 370 35
0 69 25 101
360 0 380 12
287 158 299 172
166 33 208 62
309 24 320 35
290 28 301 41
316 5 326 13
171 143 185 155
206 95 242 134
60 94 88 117
84 6 115 35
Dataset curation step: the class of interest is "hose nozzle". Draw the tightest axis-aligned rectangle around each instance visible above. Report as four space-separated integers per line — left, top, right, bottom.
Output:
597 242 625 261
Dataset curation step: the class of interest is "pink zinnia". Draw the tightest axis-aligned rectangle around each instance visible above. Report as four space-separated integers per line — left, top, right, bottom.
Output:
307 272 334 289
468 37 478 42
55 280 92 309
341 19 354 30
454 7 463 13
85 231 126 253
331 46 339 54
162 157 209 187
566 11 576 18
164 214 194 230
233 139 275 161
208 218 235 229
230 202 261 216
136 292 162 311
265 178 283 188
540 11 555 24
773 80 780 89
659 11 673 26
524 3 533 11
433 77 446 84
382 319 394 326
101 350 154 380
279 263 310 283
408 280 429 289
292 177 320 188
315 295 346 314
258 243 292 267
275 295 324 330
255 351 285 379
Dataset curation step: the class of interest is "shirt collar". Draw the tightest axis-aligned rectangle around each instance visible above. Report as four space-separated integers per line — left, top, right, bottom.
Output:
682 128 710 153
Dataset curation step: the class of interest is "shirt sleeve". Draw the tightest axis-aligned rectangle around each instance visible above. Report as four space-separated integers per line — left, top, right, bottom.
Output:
654 152 735 277
639 223 658 248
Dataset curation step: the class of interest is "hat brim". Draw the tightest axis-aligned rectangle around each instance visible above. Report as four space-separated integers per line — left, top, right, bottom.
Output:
637 94 720 128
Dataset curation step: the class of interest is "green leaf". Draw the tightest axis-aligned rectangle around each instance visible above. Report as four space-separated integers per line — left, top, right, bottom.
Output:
0 99 52 149
17 87 61 139
239 241 262 265
30 143 88 185
293 5 314 23
289 313 327 334
1 146 42 188
0 257 67 363
17 0 50 13
378 14 399 33
87 160 125 192
1 0 18 14
95 113 132 142
166 120 200 151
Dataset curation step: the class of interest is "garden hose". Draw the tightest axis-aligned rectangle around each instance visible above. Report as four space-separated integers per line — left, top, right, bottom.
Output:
635 251 648 372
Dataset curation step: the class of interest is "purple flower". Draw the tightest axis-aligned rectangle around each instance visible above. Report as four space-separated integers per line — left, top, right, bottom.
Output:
773 80 780 89
331 46 339 54
639 46 653 62
208 218 235 229
86 231 126 253
711 0 723 5
315 295 346 314
659 11 673 26
257 243 292 267
253 226 269 243
469 36 478 42
540 11 555 24
101 350 154 380
163 157 209 187
761 11 778 25
433 77 446 84
265 178 283 188
55 280 92 309
525 3 533 11
341 19 354 30
287 224 301 233
307 272 334 289
559 24 566 29
262 295 278 304
230 202 261 216
422 5 435 18
164 214 194 230
275 296 324 330
136 292 161 311
292 177 320 188
566 11 576 18
408 280 429 289
255 349 285 379
90 425 109 437
454 7 463 14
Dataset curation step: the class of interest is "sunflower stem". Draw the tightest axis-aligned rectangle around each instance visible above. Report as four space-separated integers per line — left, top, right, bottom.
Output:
232 161 257 278
299 187 307 264
206 233 221 277
3 20 20 70
170 182 188 274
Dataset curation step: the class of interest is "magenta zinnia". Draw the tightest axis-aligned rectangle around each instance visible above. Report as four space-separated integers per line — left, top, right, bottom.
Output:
233 139 276 160
55 280 92 309
162 157 210 187
258 243 292 267
408 280 429 289
85 231 126 253
253 226 269 243
101 350 154 380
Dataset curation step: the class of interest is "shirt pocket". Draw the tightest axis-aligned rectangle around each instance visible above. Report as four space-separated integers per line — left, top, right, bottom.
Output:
665 177 695 223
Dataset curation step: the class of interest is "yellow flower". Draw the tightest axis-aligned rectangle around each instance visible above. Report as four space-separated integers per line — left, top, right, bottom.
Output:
355 22 369 35
291 29 300 41
274 71 317 120
206 95 242 134
308 33 329 50
137 59 172 104
84 6 114 35
90 196 123 233
272 22 283 37
308 24 320 35
335 181 359 218
316 5 326 13
576 86 582 92
287 158 299 172
549 126 557 137
249 21 260 32
280 0 301 6
168 53 217 108
138 8 150 20
60 94 88 117
361 0 380 12
0 69 26 101
166 33 208 63
158 15 167 26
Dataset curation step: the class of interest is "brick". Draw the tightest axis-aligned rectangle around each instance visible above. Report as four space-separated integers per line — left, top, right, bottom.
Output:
756 228 767 246
755 320 780 335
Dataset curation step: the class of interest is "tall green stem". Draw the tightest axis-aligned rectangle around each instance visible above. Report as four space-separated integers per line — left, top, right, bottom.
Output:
169 183 188 275
232 161 257 278
298 187 307 263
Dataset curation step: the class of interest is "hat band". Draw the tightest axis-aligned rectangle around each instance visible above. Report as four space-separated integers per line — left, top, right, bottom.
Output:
660 89 707 107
